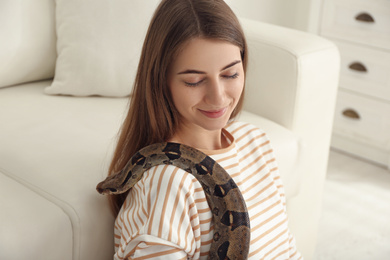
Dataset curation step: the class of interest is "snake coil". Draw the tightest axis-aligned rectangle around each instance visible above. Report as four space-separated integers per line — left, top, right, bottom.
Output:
97 142 250 259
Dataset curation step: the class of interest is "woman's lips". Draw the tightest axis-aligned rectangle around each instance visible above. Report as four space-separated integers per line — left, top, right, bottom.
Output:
199 108 227 118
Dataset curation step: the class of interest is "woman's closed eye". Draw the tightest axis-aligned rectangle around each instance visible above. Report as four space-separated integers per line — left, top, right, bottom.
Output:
184 73 239 87
184 79 205 87
222 72 239 79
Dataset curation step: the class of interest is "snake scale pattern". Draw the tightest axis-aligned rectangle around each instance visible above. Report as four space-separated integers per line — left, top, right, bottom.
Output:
96 142 250 259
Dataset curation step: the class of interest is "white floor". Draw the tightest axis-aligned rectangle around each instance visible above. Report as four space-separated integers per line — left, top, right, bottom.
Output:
314 149 390 260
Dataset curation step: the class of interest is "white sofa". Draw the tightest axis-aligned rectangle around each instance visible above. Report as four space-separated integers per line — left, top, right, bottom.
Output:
0 1 340 259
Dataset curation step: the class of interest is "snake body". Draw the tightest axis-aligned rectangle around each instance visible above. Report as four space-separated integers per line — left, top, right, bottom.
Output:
96 142 250 259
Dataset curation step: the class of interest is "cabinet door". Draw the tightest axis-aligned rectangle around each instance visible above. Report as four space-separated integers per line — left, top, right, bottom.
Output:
332 40 390 102
320 0 390 50
333 90 390 149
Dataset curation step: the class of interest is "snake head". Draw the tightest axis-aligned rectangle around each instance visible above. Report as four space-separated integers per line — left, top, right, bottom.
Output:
96 167 134 195
96 186 117 195
96 175 120 194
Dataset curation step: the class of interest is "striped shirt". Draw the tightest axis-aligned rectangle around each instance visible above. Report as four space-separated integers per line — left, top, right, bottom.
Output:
114 121 302 259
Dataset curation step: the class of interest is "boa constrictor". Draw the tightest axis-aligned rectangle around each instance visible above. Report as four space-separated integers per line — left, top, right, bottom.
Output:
96 142 250 259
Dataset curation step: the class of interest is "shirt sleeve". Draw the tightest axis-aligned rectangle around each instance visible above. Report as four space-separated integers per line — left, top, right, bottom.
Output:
256 130 288 209
117 235 188 259
287 232 303 260
114 164 213 260
252 127 303 259
262 131 303 259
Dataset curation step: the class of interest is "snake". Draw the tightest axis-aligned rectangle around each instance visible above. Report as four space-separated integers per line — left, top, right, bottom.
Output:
96 142 250 259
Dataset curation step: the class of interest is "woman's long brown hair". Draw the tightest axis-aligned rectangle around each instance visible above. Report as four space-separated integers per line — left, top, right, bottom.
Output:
107 0 248 216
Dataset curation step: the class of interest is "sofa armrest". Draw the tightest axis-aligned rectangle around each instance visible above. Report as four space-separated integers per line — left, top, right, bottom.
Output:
240 18 340 259
241 18 339 129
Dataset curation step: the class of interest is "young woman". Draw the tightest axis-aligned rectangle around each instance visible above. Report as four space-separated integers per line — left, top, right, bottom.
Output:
105 0 301 259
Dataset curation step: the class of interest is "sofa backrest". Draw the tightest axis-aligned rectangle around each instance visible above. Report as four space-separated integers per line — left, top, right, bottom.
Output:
0 0 56 88
1 0 160 97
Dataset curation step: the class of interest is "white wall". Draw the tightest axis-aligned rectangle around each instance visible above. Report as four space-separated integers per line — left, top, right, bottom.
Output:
225 0 322 32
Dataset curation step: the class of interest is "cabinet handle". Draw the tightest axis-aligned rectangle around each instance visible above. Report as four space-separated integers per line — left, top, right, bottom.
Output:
342 109 360 120
349 62 368 73
355 12 375 23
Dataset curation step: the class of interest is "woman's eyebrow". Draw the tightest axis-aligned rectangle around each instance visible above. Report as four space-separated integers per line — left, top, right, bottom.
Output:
177 60 241 75
221 60 241 71
178 69 206 75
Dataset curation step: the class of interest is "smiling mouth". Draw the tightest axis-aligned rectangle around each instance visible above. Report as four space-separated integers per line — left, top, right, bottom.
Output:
199 108 227 118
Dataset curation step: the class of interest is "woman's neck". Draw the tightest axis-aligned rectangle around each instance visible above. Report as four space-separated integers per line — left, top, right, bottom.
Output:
168 125 228 151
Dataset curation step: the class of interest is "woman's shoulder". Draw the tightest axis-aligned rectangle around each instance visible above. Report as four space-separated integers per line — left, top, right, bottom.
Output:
134 164 203 198
122 164 206 213
224 121 274 156
225 121 267 141
142 164 197 185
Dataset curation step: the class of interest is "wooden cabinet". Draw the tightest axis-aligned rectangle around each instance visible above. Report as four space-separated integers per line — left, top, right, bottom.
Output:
319 0 390 168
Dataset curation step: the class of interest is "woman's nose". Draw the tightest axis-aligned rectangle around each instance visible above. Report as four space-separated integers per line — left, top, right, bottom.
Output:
205 79 226 106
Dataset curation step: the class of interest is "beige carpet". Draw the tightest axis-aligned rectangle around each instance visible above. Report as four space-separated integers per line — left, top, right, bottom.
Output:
314 149 390 260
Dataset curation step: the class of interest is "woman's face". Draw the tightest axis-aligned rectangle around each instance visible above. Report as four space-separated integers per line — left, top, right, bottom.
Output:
168 38 245 134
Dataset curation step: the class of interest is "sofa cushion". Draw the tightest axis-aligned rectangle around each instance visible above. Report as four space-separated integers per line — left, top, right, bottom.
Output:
0 0 56 88
0 172 73 260
0 81 125 260
44 0 160 97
